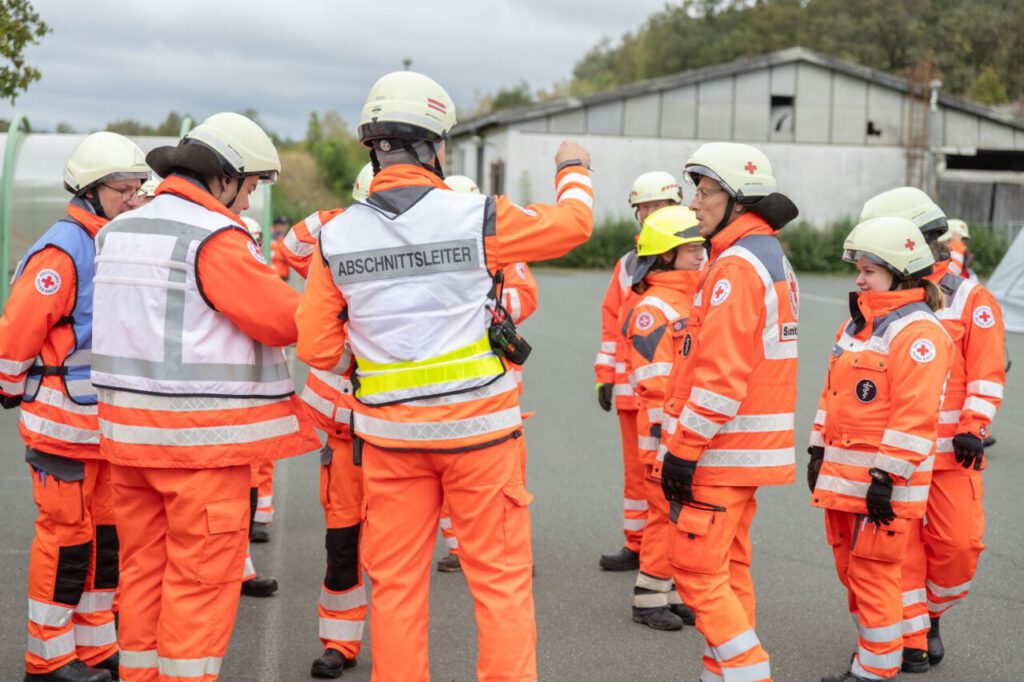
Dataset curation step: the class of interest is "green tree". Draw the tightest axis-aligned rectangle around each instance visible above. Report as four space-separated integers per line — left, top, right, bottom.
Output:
0 0 49 103
106 111 193 137
966 66 1009 106
305 111 367 201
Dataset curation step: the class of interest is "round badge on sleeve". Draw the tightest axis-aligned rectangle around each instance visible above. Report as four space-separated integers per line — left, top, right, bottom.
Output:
710 279 732 306
972 305 995 329
35 269 61 295
635 311 655 332
909 338 936 363
855 379 877 403
515 262 527 279
247 241 267 264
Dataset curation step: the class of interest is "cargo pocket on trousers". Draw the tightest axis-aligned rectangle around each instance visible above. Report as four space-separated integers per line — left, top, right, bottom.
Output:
823 511 842 546
502 484 533 566
670 504 719 574
197 499 249 585
851 516 909 564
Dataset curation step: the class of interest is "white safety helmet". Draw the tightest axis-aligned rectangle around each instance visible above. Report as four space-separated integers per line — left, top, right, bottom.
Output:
352 162 374 202
843 216 935 279
358 71 457 146
859 187 947 237
147 112 280 184
938 218 970 243
139 176 160 198
241 216 263 243
445 175 480 194
63 132 150 195
628 171 682 207
684 143 776 202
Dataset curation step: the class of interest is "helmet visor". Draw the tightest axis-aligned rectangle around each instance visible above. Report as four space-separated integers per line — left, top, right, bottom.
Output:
684 164 734 197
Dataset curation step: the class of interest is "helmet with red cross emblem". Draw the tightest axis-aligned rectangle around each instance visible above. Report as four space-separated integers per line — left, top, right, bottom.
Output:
684 142 776 202
843 216 934 279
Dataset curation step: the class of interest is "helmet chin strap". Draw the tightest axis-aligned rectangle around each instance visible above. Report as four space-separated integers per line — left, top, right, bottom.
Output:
82 190 107 220
219 176 243 211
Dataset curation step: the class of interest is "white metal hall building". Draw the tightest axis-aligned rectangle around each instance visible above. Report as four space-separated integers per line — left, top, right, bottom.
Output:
448 47 1024 228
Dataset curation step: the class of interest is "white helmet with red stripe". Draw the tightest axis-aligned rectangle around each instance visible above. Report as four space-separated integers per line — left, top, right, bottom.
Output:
358 71 456 145
628 171 682 207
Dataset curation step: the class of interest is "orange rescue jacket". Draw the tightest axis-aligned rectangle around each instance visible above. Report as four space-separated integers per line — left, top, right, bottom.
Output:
595 251 641 411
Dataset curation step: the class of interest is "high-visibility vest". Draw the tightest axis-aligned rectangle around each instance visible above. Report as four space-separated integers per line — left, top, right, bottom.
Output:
15 209 96 406
91 194 294 399
319 186 520 452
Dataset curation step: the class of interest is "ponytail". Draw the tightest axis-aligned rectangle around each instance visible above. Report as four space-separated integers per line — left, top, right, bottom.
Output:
897 276 945 312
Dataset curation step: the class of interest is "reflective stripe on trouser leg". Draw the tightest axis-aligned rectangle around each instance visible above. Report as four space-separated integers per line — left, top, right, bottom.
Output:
242 550 256 581
439 513 460 554
619 410 645 551
254 459 275 523
922 468 985 618
633 572 671 608
120 648 159 681
899 519 929 650
320 524 366 660
76 459 120 667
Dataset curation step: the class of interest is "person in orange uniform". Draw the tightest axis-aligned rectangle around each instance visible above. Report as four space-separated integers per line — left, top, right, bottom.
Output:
624 205 703 631
269 215 292 281
808 216 953 682
857 189 1005 673
296 71 593 682
0 132 149 682
597 171 683 572
435 174 540 574
90 112 320 682
938 219 975 280
661 143 800 682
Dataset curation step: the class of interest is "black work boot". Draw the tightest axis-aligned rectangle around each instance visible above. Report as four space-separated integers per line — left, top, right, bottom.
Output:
599 546 639 571
631 606 684 631
927 617 944 665
668 601 696 626
24 659 112 682
310 648 357 679
92 653 119 680
820 672 872 682
241 575 279 597
902 647 929 673
251 521 270 543
436 553 462 573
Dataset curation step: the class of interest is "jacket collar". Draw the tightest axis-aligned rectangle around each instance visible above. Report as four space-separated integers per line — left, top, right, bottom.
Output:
66 197 108 237
644 268 703 293
371 164 448 194
925 258 950 283
156 175 246 227
849 288 926 338
709 212 773 261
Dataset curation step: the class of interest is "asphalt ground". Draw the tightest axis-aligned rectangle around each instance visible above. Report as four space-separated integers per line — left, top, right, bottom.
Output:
1 272 1021 681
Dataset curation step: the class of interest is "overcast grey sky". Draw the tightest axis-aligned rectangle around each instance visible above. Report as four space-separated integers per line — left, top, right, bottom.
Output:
0 0 671 139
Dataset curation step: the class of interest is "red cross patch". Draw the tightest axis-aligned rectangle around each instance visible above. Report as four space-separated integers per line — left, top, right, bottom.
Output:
710 278 732 306
909 338 936 363
744 161 757 174
905 238 916 250
34 269 61 295
247 241 267 264
972 305 995 329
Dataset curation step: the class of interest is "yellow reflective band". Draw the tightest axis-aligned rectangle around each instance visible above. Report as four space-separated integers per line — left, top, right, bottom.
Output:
356 336 492 373
356 356 505 398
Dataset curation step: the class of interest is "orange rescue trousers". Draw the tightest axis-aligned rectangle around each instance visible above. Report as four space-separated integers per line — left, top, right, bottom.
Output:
318 435 367 661
361 436 536 682
112 463 250 682
670 485 770 682
27 459 119 674
619 410 647 552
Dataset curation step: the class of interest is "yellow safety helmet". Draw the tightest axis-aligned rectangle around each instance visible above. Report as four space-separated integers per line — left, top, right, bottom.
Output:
938 218 970 243
859 187 947 236
445 175 480 194
634 206 703 282
147 112 280 184
629 171 682 207
843 216 934 279
352 162 374 202
63 132 149 195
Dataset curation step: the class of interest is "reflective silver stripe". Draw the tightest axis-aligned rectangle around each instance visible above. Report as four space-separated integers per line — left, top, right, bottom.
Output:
824 447 874 469
438 517 452 529
637 436 659 451
814 409 827 426
936 438 953 454
557 187 594 209
712 628 760 661
635 572 672 591
851 657 888 680
33 387 98 416
594 352 615 367
97 389 289 412
633 592 668 608
74 591 115 614
254 510 272 523
656 444 668 462
73 620 117 647
319 618 365 643
614 362 626 373
928 598 960 614
20 411 98 444
700 669 725 682
121 649 159 669
950 251 963 263
939 410 961 424
623 518 647 531
243 554 255 580
636 295 682 321
445 535 459 550
504 288 522 323
963 396 997 419
28 599 73 627
0 356 34 375
355 406 521 442
301 385 335 420
681 407 720 440
721 659 772 682
816 475 929 502
283 228 315 258
966 380 1003 399
100 415 299 446
647 407 664 423
320 586 368 612
159 656 223 677
941 278 976 320
838 310 944 354
667 590 684 605
612 384 634 397
903 614 931 634
555 171 593 195
309 369 353 394
857 647 902 671
633 362 672 382
27 630 76 661
92 353 293 389
809 431 824 447
700 448 794 468
600 341 617 353
304 212 324 236
874 452 917 480
881 429 933 457
64 378 97 401
721 245 797 361
623 498 648 512
376 372 516 409
915 456 935 473
664 419 678 435
857 620 902 643
256 496 272 507
927 578 972 598
719 413 794 434
691 388 740 418
902 589 927 607
0 377 25 394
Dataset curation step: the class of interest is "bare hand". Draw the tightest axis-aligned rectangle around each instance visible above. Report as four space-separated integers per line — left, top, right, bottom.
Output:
555 140 591 169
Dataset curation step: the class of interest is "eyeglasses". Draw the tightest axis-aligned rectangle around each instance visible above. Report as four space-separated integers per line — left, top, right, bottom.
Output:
692 187 726 203
101 183 143 201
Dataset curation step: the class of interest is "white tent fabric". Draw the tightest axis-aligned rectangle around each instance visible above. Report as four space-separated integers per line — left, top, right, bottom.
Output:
988 228 1024 333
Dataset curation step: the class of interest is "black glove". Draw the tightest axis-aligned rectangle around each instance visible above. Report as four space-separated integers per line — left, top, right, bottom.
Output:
661 453 696 504
596 383 613 412
1 395 22 410
865 468 896 526
807 446 824 493
952 433 984 470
